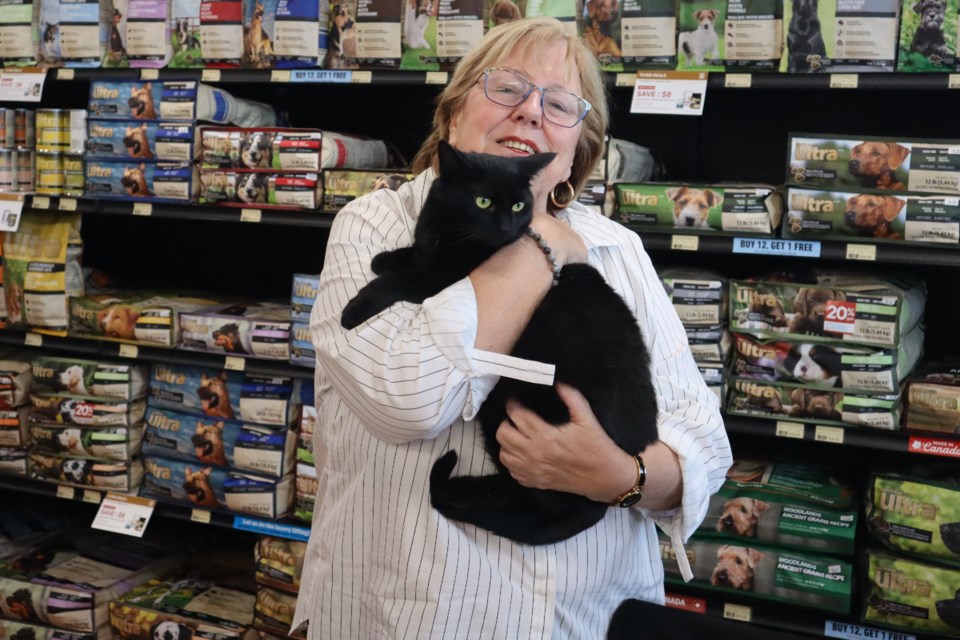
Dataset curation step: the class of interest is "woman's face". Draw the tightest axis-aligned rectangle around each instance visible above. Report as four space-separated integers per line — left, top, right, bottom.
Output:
448 39 582 210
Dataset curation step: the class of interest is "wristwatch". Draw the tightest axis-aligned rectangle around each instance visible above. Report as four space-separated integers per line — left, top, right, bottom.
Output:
611 453 646 508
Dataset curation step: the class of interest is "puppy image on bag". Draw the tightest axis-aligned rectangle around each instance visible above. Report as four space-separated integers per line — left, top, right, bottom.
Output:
666 186 723 228
783 343 842 386
678 9 720 66
786 0 827 72
717 497 771 537
788 287 845 334
711 545 764 590
898 0 958 71
403 0 433 49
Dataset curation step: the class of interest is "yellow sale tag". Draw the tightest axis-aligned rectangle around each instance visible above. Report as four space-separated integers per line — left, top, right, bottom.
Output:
352 71 373 84
58 198 77 211
240 208 262 223
724 74 752 88
830 74 858 89
119 344 138 358
191 509 212 524
846 244 877 261
224 356 246 371
775 421 805 439
57 485 75 499
57 68 75 80
671 235 700 251
32 196 50 210
425 72 448 84
616 73 636 87
815 426 845 444
271 70 291 83
132 202 152 216
723 603 752 623
25 333 43 347
140 69 159 80
202 69 221 82
83 490 102 504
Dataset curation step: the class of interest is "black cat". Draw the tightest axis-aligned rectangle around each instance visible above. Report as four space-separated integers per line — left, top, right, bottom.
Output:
341 141 659 545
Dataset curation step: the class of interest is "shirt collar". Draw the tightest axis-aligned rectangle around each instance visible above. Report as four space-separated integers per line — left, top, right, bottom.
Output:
556 202 625 250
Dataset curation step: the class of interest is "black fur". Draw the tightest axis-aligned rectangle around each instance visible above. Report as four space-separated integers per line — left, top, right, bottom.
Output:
787 0 827 72
341 142 659 544
941 522 960 554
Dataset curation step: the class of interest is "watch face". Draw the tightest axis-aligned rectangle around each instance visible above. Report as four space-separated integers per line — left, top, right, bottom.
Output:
619 493 642 508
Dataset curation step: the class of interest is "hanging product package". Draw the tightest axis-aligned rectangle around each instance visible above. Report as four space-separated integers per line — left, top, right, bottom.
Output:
0 0 38 66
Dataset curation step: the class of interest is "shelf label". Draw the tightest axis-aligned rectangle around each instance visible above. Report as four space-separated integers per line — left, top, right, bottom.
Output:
58 197 77 211
0 68 46 102
724 73 752 88
140 69 159 80
290 69 353 83
846 243 876 261
670 235 699 251
830 74 858 89
665 594 706 614
91 493 156 538
32 196 50 210
722 603 751 623
815 425 845 444
0 195 24 232
232 516 310 541
775 421 804 439
119 344 138 358
24 333 43 347
909 436 960 458
615 73 635 87
201 69 221 82
732 237 821 258
83 489 102 504
270 70 291 83
950 74 960 89
191 509 211 524
224 355 246 371
132 202 152 216
352 71 373 84
825 621 915 640
630 71 708 116
425 72 448 85
57 68 75 81
56 485 75 499
240 208 262 223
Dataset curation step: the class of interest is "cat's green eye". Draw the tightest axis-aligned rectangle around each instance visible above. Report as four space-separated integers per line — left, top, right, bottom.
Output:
511 202 525 212
475 197 492 209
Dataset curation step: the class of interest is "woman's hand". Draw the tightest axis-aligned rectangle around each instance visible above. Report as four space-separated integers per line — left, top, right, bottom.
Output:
530 211 587 266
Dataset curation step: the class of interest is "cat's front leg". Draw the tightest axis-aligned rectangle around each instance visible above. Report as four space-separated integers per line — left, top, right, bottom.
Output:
371 247 418 275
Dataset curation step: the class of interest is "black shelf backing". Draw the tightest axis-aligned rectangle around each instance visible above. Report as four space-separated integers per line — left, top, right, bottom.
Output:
723 414 929 454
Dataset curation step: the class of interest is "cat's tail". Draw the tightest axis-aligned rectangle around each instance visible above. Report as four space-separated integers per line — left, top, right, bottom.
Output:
429 450 459 498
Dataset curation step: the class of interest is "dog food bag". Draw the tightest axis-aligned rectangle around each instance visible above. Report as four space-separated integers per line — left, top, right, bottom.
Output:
0 620 105 640
29 396 146 430
297 402 316 462
699 483 858 555
199 0 243 66
320 169 414 210
0 406 32 449
344 0 401 68
125 0 174 67
289 322 315 368
729 276 925 347
290 273 320 323
660 268 728 327
179 303 293 360
3 212 84 336
89 81 198 121
85 161 199 202
677 0 782 71
272 0 322 68
0 447 28 476
863 551 960 637
727 378 902 429
294 460 317 522
142 407 296 479
0 0 38 66
615 183 782 235
199 171 320 209
256 536 307 592
725 457 855 509
730 326 924 394
324 0 359 69
101 0 130 67
580 0 625 71
0 531 180 633
254 585 298 634
398 0 440 71
56 0 109 67
69 293 221 348
698 363 726 405
787 133 960 196
169 0 204 66
86 121 197 163
200 128 322 171
31 356 148 401
906 363 960 433
30 451 143 491
141 455 294 519
660 534 853 613
897 0 958 72
783 187 960 245
684 325 732 364
30 421 143 461
0 354 34 408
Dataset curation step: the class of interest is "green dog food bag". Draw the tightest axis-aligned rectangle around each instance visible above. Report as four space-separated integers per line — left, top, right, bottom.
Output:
864 551 960 637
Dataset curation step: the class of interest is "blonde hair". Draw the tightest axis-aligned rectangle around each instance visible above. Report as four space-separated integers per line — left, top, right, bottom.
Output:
411 17 609 212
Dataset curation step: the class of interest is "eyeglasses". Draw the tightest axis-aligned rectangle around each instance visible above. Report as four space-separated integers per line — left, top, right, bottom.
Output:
480 67 591 128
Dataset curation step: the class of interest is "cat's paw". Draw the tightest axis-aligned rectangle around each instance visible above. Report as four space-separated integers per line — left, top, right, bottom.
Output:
340 296 376 330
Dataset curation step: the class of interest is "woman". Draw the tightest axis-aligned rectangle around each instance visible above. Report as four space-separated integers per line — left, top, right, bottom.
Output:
293 17 731 639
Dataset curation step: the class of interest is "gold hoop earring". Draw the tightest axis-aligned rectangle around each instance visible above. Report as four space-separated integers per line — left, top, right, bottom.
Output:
549 181 576 210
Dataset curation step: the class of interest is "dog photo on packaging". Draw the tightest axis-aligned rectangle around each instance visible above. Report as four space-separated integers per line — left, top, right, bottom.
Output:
102 0 131 68
400 0 439 70
37 0 62 67
582 0 624 68
169 0 203 67
676 0 725 70
326 0 359 68
0 0 38 66
897 0 958 71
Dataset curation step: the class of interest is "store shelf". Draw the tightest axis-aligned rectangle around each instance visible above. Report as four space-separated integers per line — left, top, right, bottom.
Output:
25 195 336 228
0 329 315 379
636 231 960 267
0 474 310 541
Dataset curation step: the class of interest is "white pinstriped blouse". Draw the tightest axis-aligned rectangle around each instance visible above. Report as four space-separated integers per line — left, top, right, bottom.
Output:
291 169 732 640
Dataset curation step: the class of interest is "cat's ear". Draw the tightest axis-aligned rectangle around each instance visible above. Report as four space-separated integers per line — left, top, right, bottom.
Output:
437 140 471 180
516 152 557 181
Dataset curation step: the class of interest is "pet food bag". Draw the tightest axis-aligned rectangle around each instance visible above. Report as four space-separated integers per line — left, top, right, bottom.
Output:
241 0 320 69
69 293 222 348
88 81 198 121
85 161 198 203
660 534 853 613
141 455 294 519
345 0 401 68
698 362 726 404
169 0 204 66
297 403 316 464
675 0 783 71
580 0 625 70
730 326 924 394
0 447 28 476
0 353 34 408
179 303 293 361
125 0 173 67
783 187 960 245
660 268 728 327
200 0 243 67
255 536 307 592
86 121 197 163
29 395 147 427
729 274 926 347
200 128 323 169
398 0 443 71
142 407 296 479
897 0 958 72
29 451 143 491
0 0 38 66
685 325 732 364
863 551 960 637
0 531 180 633
102 0 130 67
0 620 104 640
787 133 960 195
32 355 148 400
320 169 414 210
290 322 314 368
290 273 320 322
148 363 299 427
615 183 782 236
0 406 32 448
3 212 83 336
867 471 960 567
906 363 960 433
254 586 298 635
723 457 855 509
52 0 110 68
199 171 320 209
30 421 143 461
294 460 317 522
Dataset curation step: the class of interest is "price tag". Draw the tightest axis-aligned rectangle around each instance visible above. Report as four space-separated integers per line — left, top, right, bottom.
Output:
0 195 24 232
191 509 212 524
352 71 373 84
775 421 805 439
670 235 699 251
240 208 262 223
630 71 708 116
91 493 156 538
140 69 159 80
829 74 859 89
224 356 246 371
271 70 291 82
846 243 876 261
119 344 138 358
24 333 43 347
56 485 75 499
132 202 152 216
950 74 960 89
201 69 221 82
32 196 50 209
823 299 857 334
0 69 46 102
83 490 102 504
722 603 752 623
724 73 752 88
58 197 77 211
616 73 636 87
57 68 75 81
815 425 845 444
425 72 448 85
732 237 821 258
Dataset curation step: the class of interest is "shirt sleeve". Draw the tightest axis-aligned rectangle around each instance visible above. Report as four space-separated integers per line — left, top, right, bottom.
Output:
309 177 507 445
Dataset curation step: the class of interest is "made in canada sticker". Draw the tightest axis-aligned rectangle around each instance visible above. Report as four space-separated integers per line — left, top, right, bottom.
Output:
665 594 706 614
909 437 960 458
823 300 856 334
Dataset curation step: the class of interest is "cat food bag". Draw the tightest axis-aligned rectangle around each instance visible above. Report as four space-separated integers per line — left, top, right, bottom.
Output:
863 551 960 637
906 363 960 434
3 212 84 336
86 121 197 163
30 452 143 492
32 355 148 400
102 0 130 67
199 171 320 209
291 273 320 322
660 268 728 327
126 0 173 67
783 187 960 245
89 81 199 121
731 326 923 394
0 407 32 448
85 161 199 203
0 0 38 66
29 394 147 427
200 0 243 66
290 322 314 367
30 421 144 460
179 303 293 361
320 169 414 210
347 0 401 68
897 0 958 72
169 0 203 66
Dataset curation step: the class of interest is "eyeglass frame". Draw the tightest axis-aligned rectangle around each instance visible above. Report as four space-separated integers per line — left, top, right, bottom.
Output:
479 67 592 128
